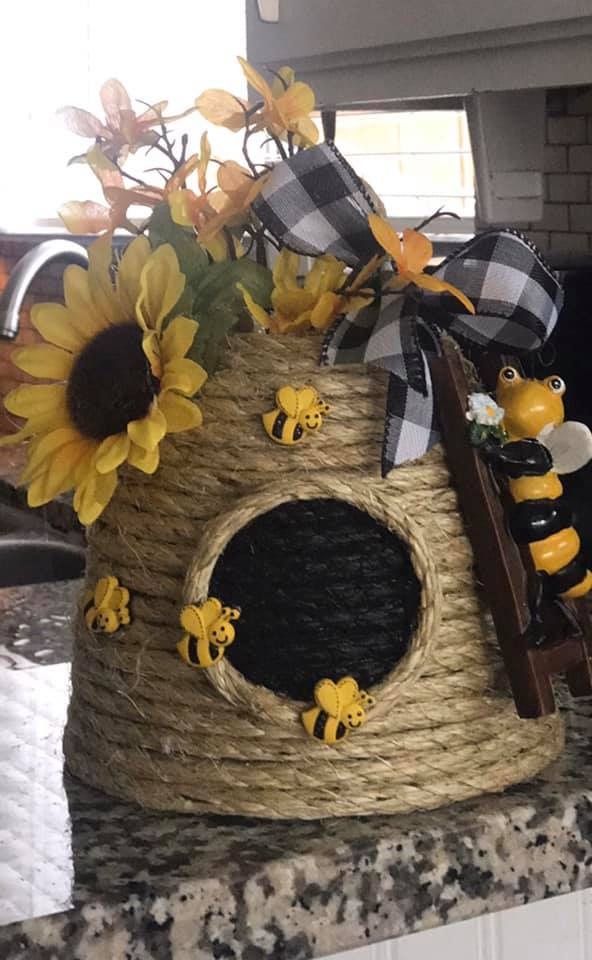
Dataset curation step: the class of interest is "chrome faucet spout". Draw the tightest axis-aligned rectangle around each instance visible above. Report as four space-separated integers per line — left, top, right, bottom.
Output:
0 239 88 340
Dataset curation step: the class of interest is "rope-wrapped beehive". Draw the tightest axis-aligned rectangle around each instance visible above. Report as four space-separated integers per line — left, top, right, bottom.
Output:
63 333 563 818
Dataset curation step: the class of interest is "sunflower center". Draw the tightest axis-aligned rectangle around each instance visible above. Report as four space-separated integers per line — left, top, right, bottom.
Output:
66 322 160 441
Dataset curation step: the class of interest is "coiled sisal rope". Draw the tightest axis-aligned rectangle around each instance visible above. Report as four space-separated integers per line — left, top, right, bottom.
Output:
63 334 563 818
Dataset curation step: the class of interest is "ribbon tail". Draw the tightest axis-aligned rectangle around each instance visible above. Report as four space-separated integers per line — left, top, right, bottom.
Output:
381 354 441 477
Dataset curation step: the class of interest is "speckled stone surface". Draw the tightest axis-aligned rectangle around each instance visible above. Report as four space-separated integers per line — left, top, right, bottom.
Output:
0 581 77 668
1 609 592 959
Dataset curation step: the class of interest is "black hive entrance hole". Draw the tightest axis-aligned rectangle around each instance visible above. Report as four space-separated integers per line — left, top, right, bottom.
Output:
209 498 421 701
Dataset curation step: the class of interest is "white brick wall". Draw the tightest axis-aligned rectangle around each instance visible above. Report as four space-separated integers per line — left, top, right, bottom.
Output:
524 86 592 255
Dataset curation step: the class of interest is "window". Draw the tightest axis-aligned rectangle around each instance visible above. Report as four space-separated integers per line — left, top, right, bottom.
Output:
0 2 475 235
329 109 475 234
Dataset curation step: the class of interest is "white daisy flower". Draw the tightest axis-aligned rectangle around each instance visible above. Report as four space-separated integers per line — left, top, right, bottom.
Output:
466 392 505 427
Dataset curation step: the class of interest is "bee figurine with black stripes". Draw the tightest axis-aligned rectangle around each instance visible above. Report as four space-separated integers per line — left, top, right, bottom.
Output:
84 575 131 634
301 677 375 745
262 385 330 446
177 598 241 669
485 366 592 601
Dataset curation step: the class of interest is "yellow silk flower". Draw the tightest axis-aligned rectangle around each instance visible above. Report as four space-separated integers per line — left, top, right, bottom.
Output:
0 236 207 525
238 249 375 335
368 213 475 314
196 57 318 146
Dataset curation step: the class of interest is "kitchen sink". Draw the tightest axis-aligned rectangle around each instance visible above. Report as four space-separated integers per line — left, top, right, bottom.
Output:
0 538 86 588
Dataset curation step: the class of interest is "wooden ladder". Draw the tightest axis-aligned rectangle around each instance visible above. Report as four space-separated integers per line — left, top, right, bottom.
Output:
429 339 592 718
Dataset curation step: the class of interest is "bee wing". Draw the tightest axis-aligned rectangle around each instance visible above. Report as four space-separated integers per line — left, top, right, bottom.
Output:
337 676 359 708
296 386 318 415
539 422 592 474
314 679 340 718
110 586 130 612
94 575 117 609
200 597 223 626
276 386 299 418
180 604 205 638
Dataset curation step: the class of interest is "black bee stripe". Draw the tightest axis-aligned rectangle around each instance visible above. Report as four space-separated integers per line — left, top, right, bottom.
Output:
547 551 589 595
187 637 200 665
272 412 287 439
209 643 219 662
492 439 553 478
510 499 572 544
336 722 347 740
313 710 327 740
293 423 304 441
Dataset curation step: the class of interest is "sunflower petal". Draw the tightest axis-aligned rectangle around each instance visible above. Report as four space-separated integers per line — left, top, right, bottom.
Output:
77 469 118 525
127 402 167 451
88 235 125 325
30 303 88 352
368 214 403 266
158 392 203 433
62 264 109 332
116 236 151 317
160 358 207 397
127 443 160 474
136 244 185 334
12 344 74 380
416 274 475 314
94 433 131 474
3 383 66 419
160 316 199 364
141 330 162 378
402 229 433 275
26 439 89 506
19 427 84 483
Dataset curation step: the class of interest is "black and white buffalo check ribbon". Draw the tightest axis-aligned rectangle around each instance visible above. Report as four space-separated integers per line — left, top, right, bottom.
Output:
253 141 381 266
254 144 564 476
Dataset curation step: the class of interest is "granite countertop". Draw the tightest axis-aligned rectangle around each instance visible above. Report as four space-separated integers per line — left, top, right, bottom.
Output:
1 581 592 960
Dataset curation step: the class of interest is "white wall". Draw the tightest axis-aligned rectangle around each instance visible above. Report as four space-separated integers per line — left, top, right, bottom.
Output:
323 889 592 960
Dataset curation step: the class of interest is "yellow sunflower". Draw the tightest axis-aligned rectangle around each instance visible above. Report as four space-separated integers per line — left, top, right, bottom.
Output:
0 236 207 525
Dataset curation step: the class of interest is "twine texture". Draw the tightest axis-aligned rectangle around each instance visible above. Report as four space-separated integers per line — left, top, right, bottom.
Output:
64 333 563 818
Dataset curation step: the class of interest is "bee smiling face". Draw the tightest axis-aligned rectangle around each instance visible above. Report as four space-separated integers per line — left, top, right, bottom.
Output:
302 409 322 431
208 618 236 648
343 704 366 729
497 366 566 440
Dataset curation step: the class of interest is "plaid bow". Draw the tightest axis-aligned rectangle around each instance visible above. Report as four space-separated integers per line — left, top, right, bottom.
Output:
254 144 564 476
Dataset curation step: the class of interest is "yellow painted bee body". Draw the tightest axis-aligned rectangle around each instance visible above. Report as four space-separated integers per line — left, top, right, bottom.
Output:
301 677 375 745
83 576 131 634
263 385 330 446
495 366 592 599
177 598 241 669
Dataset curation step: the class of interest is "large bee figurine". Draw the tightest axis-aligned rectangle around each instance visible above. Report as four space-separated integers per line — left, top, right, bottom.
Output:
301 677 375 745
487 366 592 601
262 385 330 446
84 575 131 634
177 598 241 669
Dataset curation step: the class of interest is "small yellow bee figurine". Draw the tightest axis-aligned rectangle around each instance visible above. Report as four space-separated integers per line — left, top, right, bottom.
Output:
301 677 375 745
177 598 241 669
262 385 330 446
83 575 131 634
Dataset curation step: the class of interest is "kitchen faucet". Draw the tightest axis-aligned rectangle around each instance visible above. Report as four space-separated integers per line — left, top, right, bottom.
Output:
0 239 88 340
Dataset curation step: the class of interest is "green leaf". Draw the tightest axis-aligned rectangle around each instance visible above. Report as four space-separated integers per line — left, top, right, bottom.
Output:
147 202 209 288
188 259 273 374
